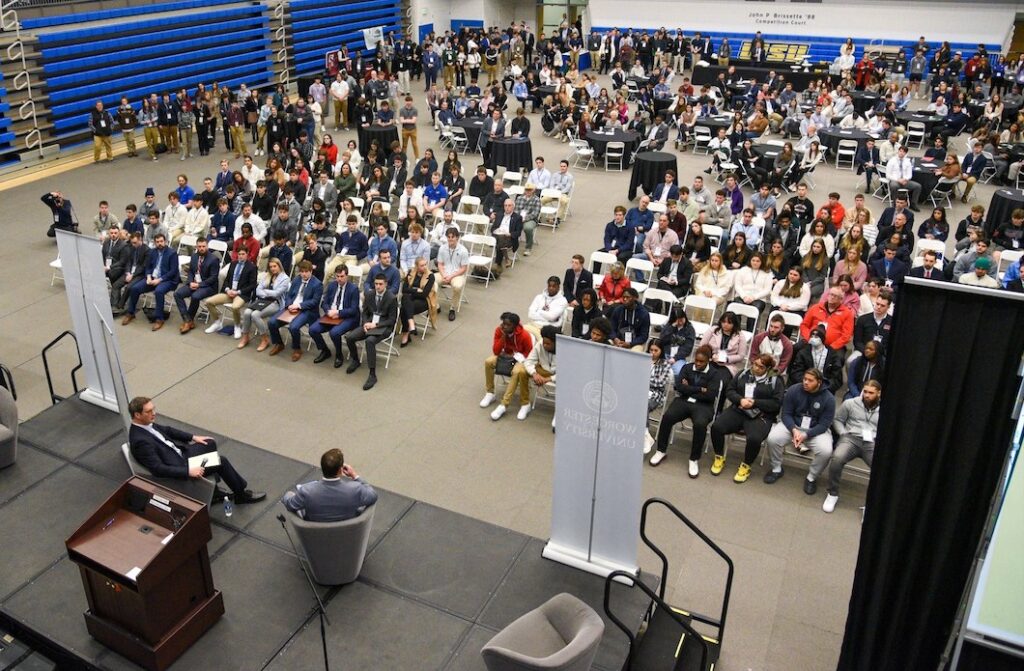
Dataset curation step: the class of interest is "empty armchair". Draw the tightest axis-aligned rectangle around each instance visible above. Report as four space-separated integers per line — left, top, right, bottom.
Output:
285 503 375 585
481 593 605 671
0 386 17 469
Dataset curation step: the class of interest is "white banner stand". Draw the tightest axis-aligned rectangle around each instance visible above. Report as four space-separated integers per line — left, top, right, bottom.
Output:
54 230 131 430
543 336 648 579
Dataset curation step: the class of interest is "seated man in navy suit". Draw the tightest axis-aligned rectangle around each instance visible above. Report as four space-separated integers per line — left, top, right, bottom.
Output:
128 395 265 504
868 243 909 292
122 232 179 331
174 237 221 334
282 448 377 522
269 260 323 361
651 169 681 204
308 264 361 368
345 273 399 391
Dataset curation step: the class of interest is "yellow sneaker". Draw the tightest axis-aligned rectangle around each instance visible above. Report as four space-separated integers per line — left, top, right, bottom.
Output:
711 455 726 475
734 463 752 483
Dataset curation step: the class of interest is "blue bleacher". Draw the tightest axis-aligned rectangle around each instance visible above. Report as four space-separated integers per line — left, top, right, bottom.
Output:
289 0 403 75
35 2 273 140
20 0 240 30
0 72 16 166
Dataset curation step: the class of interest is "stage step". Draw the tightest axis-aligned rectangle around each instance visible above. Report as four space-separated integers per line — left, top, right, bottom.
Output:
630 606 721 671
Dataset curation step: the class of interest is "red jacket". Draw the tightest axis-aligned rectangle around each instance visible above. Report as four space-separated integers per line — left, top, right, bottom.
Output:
800 303 854 349
492 324 533 357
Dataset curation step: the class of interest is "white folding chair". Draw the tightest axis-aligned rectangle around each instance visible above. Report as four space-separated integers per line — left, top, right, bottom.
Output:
450 126 470 153
625 257 655 295
834 139 858 170
905 121 926 149
725 301 762 334
589 250 618 278
684 294 719 326
646 201 667 215
767 309 804 343
702 224 724 250
692 126 713 154
463 233 497 287
605 141 626 171
913 238 947 261
997 250 1024 282
643 288 678 330
501 170 523 187
929 177 958 208
506 185 525 197
539 188 563 230
455 213 490 236
571 139 595 169
49 257 64 286
176 234 198 269
458 194 481 215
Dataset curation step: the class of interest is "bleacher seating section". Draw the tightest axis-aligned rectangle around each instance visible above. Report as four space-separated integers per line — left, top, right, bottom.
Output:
32 0 273 140
289 0 402 76
590 27 1001 70
0 72 15 167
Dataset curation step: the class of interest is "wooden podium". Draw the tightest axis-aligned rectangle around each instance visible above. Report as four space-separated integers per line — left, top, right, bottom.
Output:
66 477 224 671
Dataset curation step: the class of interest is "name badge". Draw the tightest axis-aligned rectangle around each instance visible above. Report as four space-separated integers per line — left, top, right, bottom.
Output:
99 120 106 128
687 397 696 403
340 247 348 255
800 416 812 430
622 329 633 344
744 382 756 398
1014 239 1021 249
884 279 893 287
54 214 60 223
371 314 380 326
717 350 728 363
862 427 875 442
873 334 883 342
654 245 663 257
582 323 590 335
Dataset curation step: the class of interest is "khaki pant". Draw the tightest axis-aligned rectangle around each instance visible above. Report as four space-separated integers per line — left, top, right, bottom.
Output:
397 70 410 94
443 65 455 87
179 127 193 158
203 293 247 324
122 129 137 156
503 362 553 406
333 98 348 129
401 128 419 158
93 135 112 162
144 127 160 158
541 193 570 221
229 126 247 157
434 272 465 311
589 50 601 70
256 124 267 149
325 254 358 279
159 125 178 151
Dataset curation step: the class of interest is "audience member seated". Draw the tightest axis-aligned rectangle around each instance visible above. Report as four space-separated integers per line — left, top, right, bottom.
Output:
528 276 568 334
398 257 437 346
435 227 470 321
363 249 401 296
344 273 400 390
239 257 290 351
800 286 855 350
267 260 323 361
788 325 844 392
600 205 635 265
174 237 221 334
869 244 909 291
692 252 734 318
308 264 361 366
204 247 258 338
650 345 729 474
111 232 149 315
763 367 836 493
563 254 594 308
958 257 1000 287
822 381 881 513
707 353 785 483
128 395 265 504
847 340 884 400
490 198 524 276
609 287 650 352
493 324 558 423
656 245 693 298
481 312 535 412
121 233 179 330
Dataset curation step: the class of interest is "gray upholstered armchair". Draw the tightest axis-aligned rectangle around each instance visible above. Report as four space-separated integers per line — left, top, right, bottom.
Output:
0 385 17 469
481 593 605 671
284 503 375 586
121 443 217 506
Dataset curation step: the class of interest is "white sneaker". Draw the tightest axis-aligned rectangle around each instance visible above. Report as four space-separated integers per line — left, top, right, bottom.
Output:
688 460 700 478
490 404 507 420
551 417 556 431
643 430 655 455
516 405 532 420
822 494 839 513
233 326 242 339
523 249 531 256
205 319 224 334
480 392 495 408
649 451 666 466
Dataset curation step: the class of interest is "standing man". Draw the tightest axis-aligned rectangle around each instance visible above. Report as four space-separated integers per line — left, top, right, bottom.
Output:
116 97 139 158
822 381 881 512
227 99 247 159
398 96 419 159
89 100 115 163
330 72 350 131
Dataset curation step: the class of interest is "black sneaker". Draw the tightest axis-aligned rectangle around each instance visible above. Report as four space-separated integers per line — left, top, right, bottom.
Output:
763 468 784 484
313 349 331 364
448 308 456 321
803 478 817 495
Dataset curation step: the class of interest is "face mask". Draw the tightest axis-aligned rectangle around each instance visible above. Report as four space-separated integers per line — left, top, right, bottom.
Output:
809 336 823 347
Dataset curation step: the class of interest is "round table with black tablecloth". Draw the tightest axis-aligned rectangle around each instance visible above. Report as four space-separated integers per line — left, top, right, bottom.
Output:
487 137 533 173
818 127 874 154
357 124 399 155
628 151 677 200
587 128 640 158
895 111 946 136
967 100 1022 124
986 188 1024 236
751 144 803 173
537 85 557 101
653 97 673 118
1005 142 1024 163
911 157 942 202
693 115 731 133
850 91 880 115
454 117 486 152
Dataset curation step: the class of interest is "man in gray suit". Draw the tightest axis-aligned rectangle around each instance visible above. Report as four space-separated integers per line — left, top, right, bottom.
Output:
345 273 399 390
479 109 506 163
282 448 377 522
644 114 670 151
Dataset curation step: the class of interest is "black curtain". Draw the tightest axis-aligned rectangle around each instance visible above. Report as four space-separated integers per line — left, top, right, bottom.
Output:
838 279 1024 671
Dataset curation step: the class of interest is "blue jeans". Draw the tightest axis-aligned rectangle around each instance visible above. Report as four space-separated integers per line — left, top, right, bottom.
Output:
269 311 317 349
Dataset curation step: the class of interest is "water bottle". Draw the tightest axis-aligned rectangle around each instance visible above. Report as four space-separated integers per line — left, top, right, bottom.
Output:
223 494 233 518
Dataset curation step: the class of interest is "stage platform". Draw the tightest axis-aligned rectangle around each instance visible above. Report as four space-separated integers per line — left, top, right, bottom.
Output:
0 396 656 671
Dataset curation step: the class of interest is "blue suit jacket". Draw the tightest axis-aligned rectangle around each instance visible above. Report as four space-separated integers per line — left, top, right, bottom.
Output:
145 247 180 285
210 211 236 242
652 183 680 202
320 280 360 320
128 422 194 479
285 276 323 314
188 252 221 289
962 152 988 178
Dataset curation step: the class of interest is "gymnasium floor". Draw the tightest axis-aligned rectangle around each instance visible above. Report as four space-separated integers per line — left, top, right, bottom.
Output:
0 76 986 670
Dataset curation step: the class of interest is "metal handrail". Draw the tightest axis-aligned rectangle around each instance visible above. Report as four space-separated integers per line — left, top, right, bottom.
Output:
0 0 45 157
604 569 709 671
640 497 735 643
41 330 82 405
